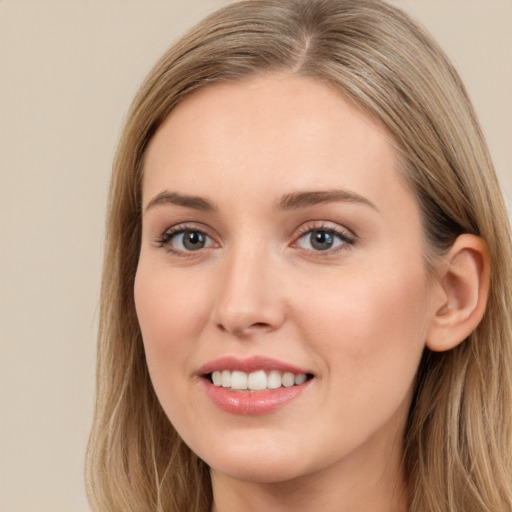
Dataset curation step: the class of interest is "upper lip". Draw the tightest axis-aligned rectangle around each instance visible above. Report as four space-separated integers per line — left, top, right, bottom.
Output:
198 356 312 376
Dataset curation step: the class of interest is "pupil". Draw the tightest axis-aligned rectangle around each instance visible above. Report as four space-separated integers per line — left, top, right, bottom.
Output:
183 231 205 250
311 230 333 250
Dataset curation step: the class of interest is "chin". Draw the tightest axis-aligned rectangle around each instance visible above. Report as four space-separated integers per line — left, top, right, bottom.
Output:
210 455 310 484
194 431 322 484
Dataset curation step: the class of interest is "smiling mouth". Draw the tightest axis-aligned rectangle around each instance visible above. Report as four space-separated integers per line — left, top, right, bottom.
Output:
205 369 314 392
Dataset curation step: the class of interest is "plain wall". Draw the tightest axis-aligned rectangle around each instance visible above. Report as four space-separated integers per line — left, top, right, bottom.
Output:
1 1 510 511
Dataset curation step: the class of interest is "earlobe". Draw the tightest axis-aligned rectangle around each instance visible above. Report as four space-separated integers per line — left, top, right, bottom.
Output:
426 234 490 352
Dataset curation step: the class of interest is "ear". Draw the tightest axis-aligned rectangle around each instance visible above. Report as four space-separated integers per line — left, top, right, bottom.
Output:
426 234 490 352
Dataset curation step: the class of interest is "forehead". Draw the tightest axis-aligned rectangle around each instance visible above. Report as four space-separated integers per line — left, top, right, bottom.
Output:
142 74 412 217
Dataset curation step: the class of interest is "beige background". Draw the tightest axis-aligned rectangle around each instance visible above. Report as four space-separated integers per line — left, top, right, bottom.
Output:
1 1 510 511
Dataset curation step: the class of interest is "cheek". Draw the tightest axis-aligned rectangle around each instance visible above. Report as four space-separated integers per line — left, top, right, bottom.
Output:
296 261 431 396
133 264 211 378
133 263 217 432
303 261 429 336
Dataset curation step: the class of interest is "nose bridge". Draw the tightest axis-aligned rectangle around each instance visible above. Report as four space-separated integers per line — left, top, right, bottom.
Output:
212 237 284 336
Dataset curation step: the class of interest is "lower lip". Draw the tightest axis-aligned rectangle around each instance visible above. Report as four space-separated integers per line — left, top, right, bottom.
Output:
202 379 311 416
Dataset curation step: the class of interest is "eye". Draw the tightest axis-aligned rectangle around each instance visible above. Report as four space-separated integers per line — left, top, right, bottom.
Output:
157 228 215 253
295 227 353 252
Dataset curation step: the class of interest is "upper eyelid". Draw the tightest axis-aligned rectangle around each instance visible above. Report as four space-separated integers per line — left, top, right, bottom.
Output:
293 220 356 239
161 222 215 237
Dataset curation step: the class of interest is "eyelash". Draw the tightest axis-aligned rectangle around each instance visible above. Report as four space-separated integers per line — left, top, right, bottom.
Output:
155 223 216 256
292 222 356 255
154 222 356 256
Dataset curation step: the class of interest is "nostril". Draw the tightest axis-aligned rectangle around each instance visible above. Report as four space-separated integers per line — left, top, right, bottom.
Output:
251 322 270 329
215 320 272 336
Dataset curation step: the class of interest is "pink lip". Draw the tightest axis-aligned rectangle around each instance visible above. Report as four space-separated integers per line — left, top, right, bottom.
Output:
198 356 310 375
198 356 313 416
202 382 311 415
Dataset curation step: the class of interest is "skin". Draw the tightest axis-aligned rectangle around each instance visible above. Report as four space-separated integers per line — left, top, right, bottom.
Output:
134 74 442 512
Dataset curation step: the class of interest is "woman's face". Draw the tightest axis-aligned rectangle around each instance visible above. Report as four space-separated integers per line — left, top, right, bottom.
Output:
135 75 437 486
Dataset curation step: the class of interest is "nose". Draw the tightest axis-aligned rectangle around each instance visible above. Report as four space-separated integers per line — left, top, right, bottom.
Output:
211 244 286 338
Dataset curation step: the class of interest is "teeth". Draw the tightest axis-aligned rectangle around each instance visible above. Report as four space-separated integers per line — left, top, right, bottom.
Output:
248 370 267 391
221 370 231 388
231 371 248 390
267 370 282 389
282 372 295 388
210 370 309 391
294 373 307 385
212 371 222 386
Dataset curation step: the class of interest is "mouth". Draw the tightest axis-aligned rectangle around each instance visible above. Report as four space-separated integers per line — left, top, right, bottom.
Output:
205 369 314 392
198 356 315 413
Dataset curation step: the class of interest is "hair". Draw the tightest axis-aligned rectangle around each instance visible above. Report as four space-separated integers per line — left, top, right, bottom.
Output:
85 1 512 511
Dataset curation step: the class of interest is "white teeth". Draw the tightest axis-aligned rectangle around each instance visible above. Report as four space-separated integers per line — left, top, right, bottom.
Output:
231 371 248 390
282 372 295 388
210 369 309 391
248 370 267 391
267 370 282 389
221 370 231 388
212 371 222 386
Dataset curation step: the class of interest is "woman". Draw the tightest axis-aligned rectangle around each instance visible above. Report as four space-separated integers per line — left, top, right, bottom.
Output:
86 0 512 511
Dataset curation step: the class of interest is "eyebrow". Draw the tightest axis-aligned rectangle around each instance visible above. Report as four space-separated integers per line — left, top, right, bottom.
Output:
144 188 378 214
145 191 217 212
277 189 378 211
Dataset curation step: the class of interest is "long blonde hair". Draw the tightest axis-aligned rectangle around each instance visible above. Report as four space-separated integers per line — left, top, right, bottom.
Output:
86 1 512 510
